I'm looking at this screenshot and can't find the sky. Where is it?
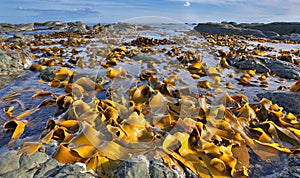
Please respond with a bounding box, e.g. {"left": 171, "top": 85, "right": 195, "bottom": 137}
{"left": 0, "top": 0, "right": 300, "bottom": 24}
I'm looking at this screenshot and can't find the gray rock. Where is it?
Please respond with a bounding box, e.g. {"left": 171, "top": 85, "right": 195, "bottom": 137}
{"left": 149, "top": 159, "right": 181, "bottom": 178}
{"left": 0, "top": 23, "right": 34, "bottom": 33}
{"left": 56, "top": 163, "right": 91, "bottom": 178}
{"left": 19, "top": 151, "right": 49, "bottom": 170}
{"left": 33, "top": 158, "right": 62, "bottom": 177}
{"left": 258, "top": 57, "right": 300, "bottom": 79}
{"left": 116, "top": 155, "right": 150, "bottom": 178}
{"left": 67, "top": 21, "right": 88, "bottom": 33}
{"left": 39, "top": 67, "right": 60, "bottom": 81}
{"left": 234, "top": 57, "right": 300, "bottom": 79}
{"left": 106, "top": 22, "right": 138, "bottom": 34}
{"left": 257, "top": 91, "right": 300, "bottom": 114}
{"left": 278, "top": 155, "right": 300, "bottom": 178}
{"left": 7, "top": 33, "right": 35, "bottom": 45}
{"left": 194, "top": 22, "right": 300, "bottom": 39}
{"left": 0, "top": 49, "right": 25, "bottom": 76}
{"left": 239, "top": 22, "right": 300, "bottom": 36}
{"left": 0, "top": 150, "right": 20, "bottom": 175}
{"left": 2, "top": 168, "right": 37, "bottom": 178}
{"left": 34, "top": 21, "right": 64, "bottom": 27}
{"left": 233, "top": 59, "right": 270, "bottom": 73}
{"left": 194, "top": 23, "right": 266, "bottom": 37}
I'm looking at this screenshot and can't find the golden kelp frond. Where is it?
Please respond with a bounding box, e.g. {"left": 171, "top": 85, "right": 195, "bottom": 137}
{"left": 106, "top": 67, "right": 128, "bottom": 80}
{"left": 290, "top": 78, "right": 300, "bottom": 92}
{"left": 18, "top": 142, "right": 42, "bottom": 156}
{"left": 4, "top": 120, "right": 27, "bottom": 147}
{"left": 53, "top": 143, "right": 84, "bottom": 164}
{"left": 74, "top": 77, "right": 103, "bottom": 92}
{"left": 85, "top": 152, "right": 121, "bottom": 177}
{"left": 54, "top": 67, "right": 73, "bottom": 81}
{"left": 32, "top": 90, "right": 56, "bottom": 98}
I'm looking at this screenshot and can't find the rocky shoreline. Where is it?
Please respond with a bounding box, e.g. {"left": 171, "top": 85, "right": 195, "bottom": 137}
{"left": 194, "top": 22, "right": 300, "bottom": 41}
{"left": 1, "top": 21, "right": 300, "bottom": 178}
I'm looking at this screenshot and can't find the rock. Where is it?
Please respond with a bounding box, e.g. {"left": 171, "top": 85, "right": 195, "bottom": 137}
{"left": 194, "top": 22, "right": 300, "bottom": 39}
{"left": 233, "top": 57, "right": 300, "bottom": 79}
{"left": 92, "top": 23, "right": 105, "bottom": 31}
{"left": 149, "top": 159, "right": 182, "bottom": 178}
{"left": 33, "top": 158, "right": 62, "bottom": 177}
{"left": 19, "top": 151, "right": 49, "bottom": 170}
{"left": 0, "top": 23, "right": 34, "bottom": 33}
{"left": 258, "top": 57, "right": 300, "bottom": 79}
{"left": 240, "top": 22, "right": 300, "bottom": 36}
{"left": 278, "top": 155, "right": 300, "bottom": 178}
{"left": 55, "top": 163, "right": 91, "bottom": 178}
{"left": 34, "top": 21, "right": 64, "bottom": 27}
{"left": 39, "top": 67, "right": 60, "bottom": 81}
{"left": 2, "top": 168, "right": 37, "bottom": 178}
{"left": 233, "top": 59, "right": 270, "bottom": 73}
{"left": 257, "top": 91, "right": 300, "bottom": 114}
{"left": 67, "top": 21, "right": 88, "bottom": 33}
{"left": 116, "top": 155, "right": 150, "bottom": 178}
{"left": 7, "top": 33, "right": 35, "bottom": 45}
{"left": 194, "top": 22, "right": 266, "bottom": 37}
{"left": 0, "top": 49, "right": 25, "bottom": 76}
{"left": 0, "top": 150, "right": 20, "bottom": 175}
{"left": 105, "top": 22, "right": 138, "bottom": 34}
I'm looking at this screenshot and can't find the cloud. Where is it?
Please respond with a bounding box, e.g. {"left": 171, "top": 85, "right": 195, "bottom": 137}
{"left": 184, "top": 1, "right": 190, "bottom": 7}
{"left": 16, "top": 7, "right": 100, "bottom": 20}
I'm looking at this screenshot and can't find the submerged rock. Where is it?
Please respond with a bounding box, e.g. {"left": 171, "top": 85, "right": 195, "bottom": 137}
{"left": 257, "top": 91, "right": 300, "bottom": 114}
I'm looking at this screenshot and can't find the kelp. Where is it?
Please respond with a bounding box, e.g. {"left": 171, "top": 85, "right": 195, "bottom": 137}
{"left": 2, "top": 37, "right": 300, "bottom": 178}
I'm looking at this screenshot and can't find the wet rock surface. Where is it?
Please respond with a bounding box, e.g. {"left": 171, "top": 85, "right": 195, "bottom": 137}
{"left": 234, "top": 57, "right": 300, "bottom": 79}
{"left": 257, "top": 91, "right": 300, "bottom": 114}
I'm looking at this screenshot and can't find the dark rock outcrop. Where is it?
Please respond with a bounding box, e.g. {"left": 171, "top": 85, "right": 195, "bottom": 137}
{"left": 257, "top": 91, "right": 300, "bottom": 114}
{"left": 233, "top": 57, "right": 300, "bottom": 79}
{"left": 194, "top": 22, "right": 300, "bottom": 39}
{"left": 0, "top": 23, "right": 34, "bottom": 33}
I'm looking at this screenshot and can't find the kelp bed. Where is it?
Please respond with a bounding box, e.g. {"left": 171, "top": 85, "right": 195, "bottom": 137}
{"left": 1, "top": 24, "right": 300, "bottom": 177}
